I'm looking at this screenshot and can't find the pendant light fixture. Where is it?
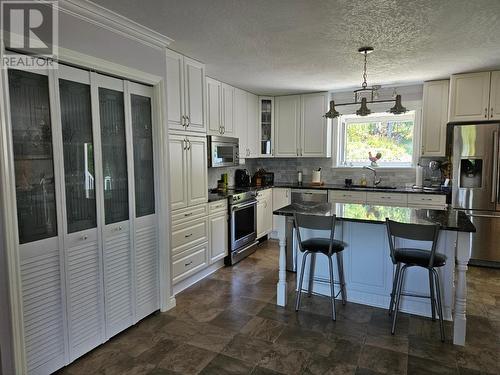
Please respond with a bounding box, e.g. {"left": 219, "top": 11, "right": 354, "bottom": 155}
{"left": 325, "top": 47, "right": 408, "bottom": 118}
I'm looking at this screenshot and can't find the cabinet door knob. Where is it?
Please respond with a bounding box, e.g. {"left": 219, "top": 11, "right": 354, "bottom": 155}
{"left": 491, "top": 108, "right": 494, "bottom": 118}
{"left": 81, "top": 235, "right": 88, "bottom": 240}
{"left": 485, "top": 108, "right": 488, "bottom": 118}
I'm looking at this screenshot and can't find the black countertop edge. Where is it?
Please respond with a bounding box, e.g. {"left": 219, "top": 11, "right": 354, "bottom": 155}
{"left": 272, "top": 183, "right": 449, "bottom": 195}
{"left": 273, "top": 203, "right": 475, "bottom": 233}
{"left": 207, "top": 186, "right": 273, "bottom": 202}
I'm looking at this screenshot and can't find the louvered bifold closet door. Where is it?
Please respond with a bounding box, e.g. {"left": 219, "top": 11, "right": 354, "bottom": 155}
{"left": 93, "top": 73, "right": 135, "bottom": 339}
{"left": 54, "top": 65, "right": 105, "bottom": 361}
{"left": 7, "top": 67, "right": 68, "bottom": 374}
{"left": 128, "top": 82, "right": 159, "bottom": 321}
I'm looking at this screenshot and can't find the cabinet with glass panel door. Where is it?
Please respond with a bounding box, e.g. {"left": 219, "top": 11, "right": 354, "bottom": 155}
{"left": 259, "top": 97, "right": 274, "bottom": 156}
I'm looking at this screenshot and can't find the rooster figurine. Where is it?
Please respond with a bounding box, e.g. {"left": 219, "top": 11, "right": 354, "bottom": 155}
{"left": 368, "top": 151, "right": 382, "bottom": 167}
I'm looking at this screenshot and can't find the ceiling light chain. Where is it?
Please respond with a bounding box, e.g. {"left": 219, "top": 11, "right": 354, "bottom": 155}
{"left": 324, "top": 47, "right": 408, "bottom": 119}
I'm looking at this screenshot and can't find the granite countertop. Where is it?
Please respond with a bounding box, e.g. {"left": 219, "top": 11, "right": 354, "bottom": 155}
{"left": 207, "top": 186, "right": 273, "bottom": 202}
{"left": 272, "top": 182, "right": 449, "bottom": 195}
{"left": 273, "top": 202, "right": 475, "bottom": 232}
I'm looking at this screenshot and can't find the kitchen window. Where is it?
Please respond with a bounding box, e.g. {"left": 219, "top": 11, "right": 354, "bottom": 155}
{"left": 337, "top": 111, "right": 417, "bottom": 168}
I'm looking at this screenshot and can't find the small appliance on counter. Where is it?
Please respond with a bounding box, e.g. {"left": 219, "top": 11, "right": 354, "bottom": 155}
{"left": 297, "top": 170, "right": 303, "bottom": 185}
{"left": 311, "top": 168, "right": 323, "bottom": 185}
{"left": 252, "top": 168, "right": 274, "bottom": 187}
{"left": 234, "top": 169, "right": 250, "bottom": 187}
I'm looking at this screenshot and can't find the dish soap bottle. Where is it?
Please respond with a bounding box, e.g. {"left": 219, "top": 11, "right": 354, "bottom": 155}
{"left": 360, "top": 174, "right": 367, "bottom": 186}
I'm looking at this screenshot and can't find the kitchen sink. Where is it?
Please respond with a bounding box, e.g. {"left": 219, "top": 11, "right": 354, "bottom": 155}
{"left": 346, "top": 184, "right": 397, "bottom": 190}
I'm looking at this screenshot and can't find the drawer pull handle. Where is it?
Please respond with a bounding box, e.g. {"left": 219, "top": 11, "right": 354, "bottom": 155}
{"left": 184, "top": 213, "right": 193, "bottom": 217}
{"left": 185, "top": 261, "right": 193, "bottom": 267}
{"left": 185, "top": 233, "right": 193, "bottom": 238}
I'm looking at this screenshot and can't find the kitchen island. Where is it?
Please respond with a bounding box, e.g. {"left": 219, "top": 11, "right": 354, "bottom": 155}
{"left": 273, "top": 203, "right": 475, "bottom": 345}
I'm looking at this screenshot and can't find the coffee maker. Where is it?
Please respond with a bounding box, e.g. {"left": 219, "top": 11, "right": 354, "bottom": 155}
{"left": 234, "top": 169, "right": 250, "bottom": 187}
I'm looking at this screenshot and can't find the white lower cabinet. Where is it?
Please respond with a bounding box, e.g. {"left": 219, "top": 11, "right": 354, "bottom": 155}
{"left": 328, "top": 189, "right": 447, "bottom": 209}
{"left": 256, "top": 189, "right": 273, "bottom": 238}
{"left": 172, "top": 242, "right": 209, "bottom": 284}
{"left": 209, "top": 200, "right": 228, "bottom": 263}
{"left": 407, "top": 194, "right": 447, "bottom": 209}
{"left": 271, "top": 188, "right": 291, "bottom": 238}
{"left": 171, "top": 203, "right": 211, "bottom": 284}
{"left": 366, "top": 192, "right": 408, "bottom": 207}
{"left": 328, "top": 190, "right": 367, "bottom": 204}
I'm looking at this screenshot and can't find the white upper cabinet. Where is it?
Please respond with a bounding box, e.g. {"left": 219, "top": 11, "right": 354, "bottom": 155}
{"left": 222, "top": 83, "right": 235, "bottom": 135}
{"left": 449, "top": 72, "right": 491, "bottom": 122}
{"left": 206, "top": 78, "right": 234, "bottom": 136}
{"left": 166, "top": 50, "right": 184, "bottom": 130}
{"left": 247, "top": 93, "right": 260, "bottom": 158}
{"left": 274, "top": 93, "right": 330, "bottom": 157}
{"left": 234, "top": 87, "right": 248, "bottom": 155}
{"left": 184, "top": 57, "right": 205, "bottom": 132}
{"left": 421, "top": 80, "right": 449, "bottom": 156}
{"left": 275, "top": 95, "right": 301, "bottom": 157}
{"left": 206, "top": 77, "right": 222, "bottom": 135}
{"left": 489, "top": 71, "right": 500, "bottom": 120}
{"left": 166, "top": 49, "right": 206, "bottom": 133}
{"left": 301, "top": 92, "right": 329, "bottom": 157}
{"left": 235, "top": 88, "right": 259, "bottom": 159}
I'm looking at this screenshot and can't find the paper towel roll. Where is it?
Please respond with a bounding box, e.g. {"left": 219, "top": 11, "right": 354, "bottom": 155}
{"left": 416, "top": 166, "right": 423, "bottom": 187}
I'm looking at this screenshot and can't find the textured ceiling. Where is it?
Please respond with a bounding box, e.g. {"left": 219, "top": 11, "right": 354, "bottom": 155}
{"left": 92, "top": 0, "right": 500, "bottom": 95}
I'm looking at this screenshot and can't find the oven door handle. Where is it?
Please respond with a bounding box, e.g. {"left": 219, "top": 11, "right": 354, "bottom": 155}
{"left": 232, "top": 201, "right": 256, "bottom": 211}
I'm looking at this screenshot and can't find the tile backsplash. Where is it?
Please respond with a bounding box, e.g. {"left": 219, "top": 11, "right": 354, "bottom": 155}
{"left": 208, "top": 158, "right": 419, "bottom": 188}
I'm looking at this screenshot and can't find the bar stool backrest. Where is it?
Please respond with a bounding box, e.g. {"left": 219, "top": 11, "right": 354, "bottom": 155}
{"left": 385, "top": 218, "right": 440, "bottom": 267}
{"left": 294, "top": 213, "right": 336, "bottom": 256}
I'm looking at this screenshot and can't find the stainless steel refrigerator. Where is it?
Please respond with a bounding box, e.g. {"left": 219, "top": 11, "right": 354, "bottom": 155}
{"left": 452, "top": 123, "right": 500, "bottom": 267}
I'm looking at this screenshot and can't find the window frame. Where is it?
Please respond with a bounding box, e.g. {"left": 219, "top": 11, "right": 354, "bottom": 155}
{"left": 336, "top": 110, "right": 420, "bottom": 169}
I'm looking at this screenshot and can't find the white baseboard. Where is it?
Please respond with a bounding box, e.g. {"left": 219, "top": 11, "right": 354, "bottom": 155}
{"left": 172, "top": 260, "right": 224, "bottom": 296}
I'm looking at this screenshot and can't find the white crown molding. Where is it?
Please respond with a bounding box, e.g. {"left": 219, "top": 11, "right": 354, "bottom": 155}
{"left": 57, "top": 0, "right": 174, "bottom": 50}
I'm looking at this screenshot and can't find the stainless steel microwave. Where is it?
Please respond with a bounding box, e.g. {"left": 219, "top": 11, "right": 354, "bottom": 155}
{"left": 207, "top": 135, "right": 240, "bottom": 168}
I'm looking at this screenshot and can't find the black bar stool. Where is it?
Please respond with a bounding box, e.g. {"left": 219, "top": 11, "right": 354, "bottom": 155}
{"left": 386, "top": 218, "right": 446, "bottom": 342}
{"left": 293, "top": 213, "right": 347, "bottom": 321}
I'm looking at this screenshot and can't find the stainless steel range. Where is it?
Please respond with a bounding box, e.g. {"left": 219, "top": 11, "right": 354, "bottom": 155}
{"left": 225, "top": 190, "right": 258, "bottom": 265}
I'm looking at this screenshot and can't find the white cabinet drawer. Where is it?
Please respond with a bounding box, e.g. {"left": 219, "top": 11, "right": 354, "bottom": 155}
{"left": 407, "top": 194, "right": 446, "bottom": 208}
{"left": 172, "top": 203, "right": 208, "bottom": 226}
{"left": 367, "top": 192, "right": 408, "bottom": 206}
{"left": 328, "top": 190, "right": 367, "bottom": 203}
{"left": 209, "top": 200, "right": 227, "bottom": 214}
{"left": 171, "top": 218, "right": 208, "bottom": 253}
{"left": 172, "top": 243, "right": 208, "bottom": 283}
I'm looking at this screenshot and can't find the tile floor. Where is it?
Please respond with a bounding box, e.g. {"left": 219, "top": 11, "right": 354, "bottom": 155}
{"left": 57, "top": 241, "right": 500, "bottom": 375}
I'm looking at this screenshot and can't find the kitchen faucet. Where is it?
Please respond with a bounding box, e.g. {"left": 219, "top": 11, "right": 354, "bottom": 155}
{"left": 363, "top": 166, "right": 381, "bottom": 186}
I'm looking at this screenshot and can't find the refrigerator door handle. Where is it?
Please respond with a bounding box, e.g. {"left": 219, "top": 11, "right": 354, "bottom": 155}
{"left": 492, "top": 131, "right": 499, "bottom": 204}
{"left": 468, "top": 214, "right": 500, "bottom": 219}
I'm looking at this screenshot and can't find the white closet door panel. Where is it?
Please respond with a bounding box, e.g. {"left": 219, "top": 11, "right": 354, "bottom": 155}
{"left": 65, "top": 229, "right": 103, "bottom": 360}
{"left": 103, "top": 221, "right": 133, "bottom": 338}
{"left": 20, "top": 247, "right": 66, "bottom": 374}
{"left": 134, "top": 216, "right": 159, "bottom": 321}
